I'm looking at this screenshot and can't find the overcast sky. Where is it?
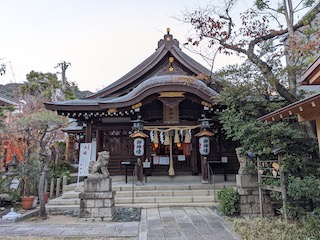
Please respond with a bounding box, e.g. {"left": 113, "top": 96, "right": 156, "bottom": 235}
{"left": 0, "top": 0, "right": 261, "bottom": 92}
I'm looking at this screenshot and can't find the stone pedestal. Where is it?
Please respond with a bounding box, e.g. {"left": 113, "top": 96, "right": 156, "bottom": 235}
{"left": 236, "top": 174, "right": 273, "bottom": 217}
{"left": 79, "top": 176, "right": 116, "bottom": 221}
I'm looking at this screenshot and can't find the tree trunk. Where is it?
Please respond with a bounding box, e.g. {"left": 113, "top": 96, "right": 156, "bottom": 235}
{"left": 38, "top": 160, "right": 49, "bottom": 219}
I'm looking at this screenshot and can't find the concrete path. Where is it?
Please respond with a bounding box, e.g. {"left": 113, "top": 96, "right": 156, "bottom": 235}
{"left": 0, "top": 207, "right": 240, "bottom": 240}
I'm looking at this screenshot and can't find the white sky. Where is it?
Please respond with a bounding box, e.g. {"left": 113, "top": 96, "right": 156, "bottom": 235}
{"left": 0, "top": 0, "right": 294, "bottom": 92}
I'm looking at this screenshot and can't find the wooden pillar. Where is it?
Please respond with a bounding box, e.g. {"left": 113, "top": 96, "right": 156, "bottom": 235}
{"left": 85, "top": 121, "right": 92, "bottom": 143}
{"left": 145, "top": 136, "right": 150, "bottom": 160}
{"left": 137, "top": 158, "right": 144, "bottom": 182}
{"left": 191, "top": 138, "right": 198, "bottom": 174}
{"left": 201, "top": 156, "right": 209, "bottom": 183}
{"left": 96, "top": 129, "right": 101, "bottom": 153}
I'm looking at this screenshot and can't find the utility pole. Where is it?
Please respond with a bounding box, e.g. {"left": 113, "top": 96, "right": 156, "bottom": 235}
{"left": 0, "top": 59, "right": 6, "bottom": 75}
{"left": 55, "top": 61, "right": 71, "bottom": 100}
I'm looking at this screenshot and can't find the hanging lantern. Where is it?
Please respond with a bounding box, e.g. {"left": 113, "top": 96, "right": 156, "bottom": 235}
{"left": 198, "top": 136, "right": 210, "bottom": 155}
{"left": 184, "top": 130, "right": 191, "bottom": 143}
{"left": 133, "top": 137, "right": 145, "bottom": 156}
{"left": 154, "top": 130, "right": 159, "bottom": 148}
{"left": 130, "top": 131, "right": 148, "bottom": 157}
{"left": 164, "top": 131, "right": 170, "bottom": 145}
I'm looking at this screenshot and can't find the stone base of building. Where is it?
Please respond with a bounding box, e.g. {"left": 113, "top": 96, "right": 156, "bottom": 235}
{"left": 79, "top": 177, "right": 116, "bottom": 221}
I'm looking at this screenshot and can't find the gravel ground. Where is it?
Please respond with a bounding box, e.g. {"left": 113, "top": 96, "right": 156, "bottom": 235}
{"left": 48, "top": 207, "right": 141, "bottom": 222}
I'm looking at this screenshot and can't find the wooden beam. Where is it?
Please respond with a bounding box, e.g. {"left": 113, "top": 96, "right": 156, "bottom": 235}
{"left": 307, "top": 69, "right": 320, "bottom": 85}
{"left": 316, "top": 116, "right": 320, "bottom": 153}
{"left": 297, "top": 111, "right": 320, "bottom": 122}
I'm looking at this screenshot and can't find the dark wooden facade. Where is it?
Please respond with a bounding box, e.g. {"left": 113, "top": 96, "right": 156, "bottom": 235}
{"left": 45, "top": 30, "right": 239, "bottom": 180}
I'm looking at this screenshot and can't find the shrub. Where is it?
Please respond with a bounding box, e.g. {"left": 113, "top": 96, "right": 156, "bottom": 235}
{"left": 304, "top": 207, "right": 320, "bottom": 239}
{"left": 233, "top": 218, "right": 308, "bottom": 240}
{"left": 217, "top": 187, "right": 240, "bottom": 216}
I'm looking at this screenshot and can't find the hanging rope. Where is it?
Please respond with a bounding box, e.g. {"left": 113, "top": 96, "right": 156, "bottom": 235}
{"left": 143, "top": 125, "right": 201, "bottom": 132}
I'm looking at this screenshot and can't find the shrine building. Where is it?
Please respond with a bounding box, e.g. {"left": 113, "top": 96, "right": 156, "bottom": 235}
{"left": 44, "top": 29, "right": 239, "bottom": 182}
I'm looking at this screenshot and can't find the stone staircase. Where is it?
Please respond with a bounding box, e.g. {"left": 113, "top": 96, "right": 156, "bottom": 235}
{"left": 46, "top": 175, "right": 236, "bottom": 211}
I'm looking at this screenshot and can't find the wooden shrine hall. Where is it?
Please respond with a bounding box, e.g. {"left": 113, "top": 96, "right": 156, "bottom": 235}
{"left": 44, "top": 29, "right": 239, "bottom": 182}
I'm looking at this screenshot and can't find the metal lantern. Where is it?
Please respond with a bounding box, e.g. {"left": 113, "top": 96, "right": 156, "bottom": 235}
{"left": 131, "top": 117, "right": 145, "bottom": 132}
{"left": 198, "top": 115, "right": 211, "bottom": 130}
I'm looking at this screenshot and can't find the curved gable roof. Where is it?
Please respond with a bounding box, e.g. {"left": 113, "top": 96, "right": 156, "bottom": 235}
{"left": 0, "top": 93, "right": 19, "bottom": 106}
{"left": 86, "top": 30, "right": 219, "bottom": 99}
{"left": 44, "top": 74, "right": 218, "bottom": 112}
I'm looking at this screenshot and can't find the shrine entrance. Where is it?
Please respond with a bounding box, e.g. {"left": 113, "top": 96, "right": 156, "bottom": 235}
{"left": 100, "top": 127, "right": 198, "bottom": 176}
{"left": 45, "top": 31, "right": 240, "bottom": 182}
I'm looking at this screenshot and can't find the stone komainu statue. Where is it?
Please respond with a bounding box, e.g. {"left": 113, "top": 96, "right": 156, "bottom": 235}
{"left": 88, "top": 151, "right": 110, "bottom": 177}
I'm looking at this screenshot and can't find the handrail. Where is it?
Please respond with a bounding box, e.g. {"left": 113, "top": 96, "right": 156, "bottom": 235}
{"left": 207, "top": 162, "right": 216, "bottom": 202}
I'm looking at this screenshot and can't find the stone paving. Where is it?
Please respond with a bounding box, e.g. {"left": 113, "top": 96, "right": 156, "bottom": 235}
{"left": 0, "top": 207, "right": 240, "bottom": 240}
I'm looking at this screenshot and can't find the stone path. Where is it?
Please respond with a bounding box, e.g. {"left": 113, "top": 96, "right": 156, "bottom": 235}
{"left": 140, "top": 207, "right": 239, "bottom": 240}
{"left": 0, "top": 207, "right": 240, "bottom": 240}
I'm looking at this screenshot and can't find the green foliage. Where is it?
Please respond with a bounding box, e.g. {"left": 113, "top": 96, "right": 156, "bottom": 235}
{"left": 17, "top": 109, "right": 66, "bottom": 133}
{"left": 0, "top": 105, "right": 15, "bottom": 129}
{"left": 20, "top": 71, "right": 60, "bottom": 100}
{"left": 216, "top": 62, "right": 320, "bottom": 219}
{"left": 48, "top": 161, "right": 76, "bottom": 183}
{"left": 243, "top": 161, "right": 257, "bottom": 174}
{"left": 19, "top": 156, "right": 41, "bottom": 196}
{"left": 0, "top": 176, "right": 20, "bottom": 202}
{"left": 20, "top": 70, "right": 77, "bottom": 101}
{"left": 287, "top": 176, "right": 320, "bottom": 202}
{"left": 233, "top": 218, "right": 310, "bottom": 240}
{"left": 217, "top": 187, "right": 240, "bottom": 216}
{"left": 304, "top": 207, "right": 320, "bottom": 239}
{"left": 215, "top": 78, "right": 302, "bottom": 155}
{"left": 0, "top": 177, "right": 9, "bottom": 194}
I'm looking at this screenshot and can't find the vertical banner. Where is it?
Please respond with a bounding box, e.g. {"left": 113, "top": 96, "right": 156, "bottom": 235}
{"left": 78, "top": 143, "right": 92, "bottom": 177}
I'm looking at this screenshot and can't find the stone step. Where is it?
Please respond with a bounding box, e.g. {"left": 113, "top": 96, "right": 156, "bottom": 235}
{"left": 63, "top": 183, "right": 228, "bottom": 194}
{"left": 112, "top": 183, "right": 229, "bottom": 191}
{"left": 114, "top": 189, "right": 216, "bottom": 197}
{"left": 62, "top": 183, "right": 83, "bottom": 192}
{"left": 45, "top": 176, "right": 236, "bottom": 211}
{"left": 64, "top": 174, "right": 234, "bottom": 191}
{"left": 49, "top": 190, "right": 214, "bottom": 204}
{"left": 115, "top": 202, "right": 218, "bottom": 208}
{"left": 46, "top": 204, "right": 80, "bottom": 211}
{"left": 46, "top": 201, "right": 219, "bottom": 211}
{"left": 58, "top": 189, "right": 196, "bottom": 200}
{"left": 114, "top": 195, "right": 216, "bottom": 204}
{"left": 61, "top": 191, "right": 80, "bottom": 199}
{"left": 48, "top": 198, "right": 80, "bottom": 205}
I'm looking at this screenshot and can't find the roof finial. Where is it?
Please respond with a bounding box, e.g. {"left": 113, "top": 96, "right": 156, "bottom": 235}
{"left": 166, "top": 27, "right": 170, "bottom": 35}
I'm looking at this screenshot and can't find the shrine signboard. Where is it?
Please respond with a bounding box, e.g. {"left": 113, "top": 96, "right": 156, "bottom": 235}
{"left": 78, "top": 143, "right": 93, "bottom": 176}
